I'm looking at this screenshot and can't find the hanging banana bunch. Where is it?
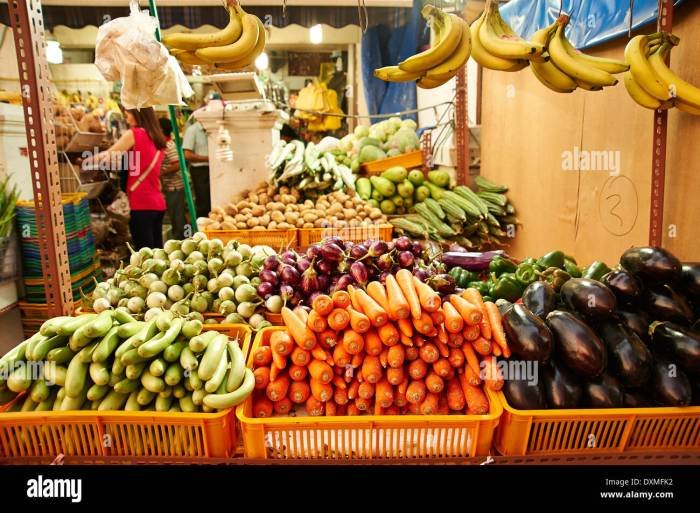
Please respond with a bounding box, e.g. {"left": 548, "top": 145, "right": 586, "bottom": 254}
{"left": 162, "top": 0, "right": 266, "bottom": 72}
{"left": 373, "top": 4, "right": 472, "bottom": 89}
{"left": 625, "top": 32, "right": 700, "bottom": 115}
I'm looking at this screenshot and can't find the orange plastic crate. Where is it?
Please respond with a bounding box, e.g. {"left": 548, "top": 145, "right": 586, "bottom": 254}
{"left": 264, "top": 312, "right": 283, "bottom": 325}
{"left": 297, "top": 224, "right": 393, "bottom": 249}
{"left": 237, "top": 327, "right": 501, "bottom": 459}
{"left": 204, "top": 228, "right": 297, "bottom": 248}
{"left": 0, "top": 325, "right": 251, "bottom": 462}
{"left": 360, "top": 150, "right": 424, "bottom": 174}
{"left": 494, "top": 392, "right": 700, "bottom": 456}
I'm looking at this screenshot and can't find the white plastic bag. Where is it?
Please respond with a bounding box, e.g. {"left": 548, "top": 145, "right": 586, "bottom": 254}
{"left": 95, "top": 0, "right": 192, "bottom": 109}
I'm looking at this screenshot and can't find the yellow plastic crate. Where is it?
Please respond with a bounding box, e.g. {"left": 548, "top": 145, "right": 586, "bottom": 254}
{"left": 237, "top": 327, "right": 501, "bottom": 459}
{"left": 0, "top": 325, "right": 251, "bottom": 462}
{"left": 204, "top": 228, "right": 297, "bottom": 248}
{"left": 494, "top": 392, "right": 700, "bottom": 456}
{"left": 297, "top": 224, "right": 393, "bottom": 249}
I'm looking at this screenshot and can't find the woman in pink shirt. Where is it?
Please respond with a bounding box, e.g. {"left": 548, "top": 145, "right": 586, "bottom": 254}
{"left": 85, "top": 107, "right": 167, "bottom": 249}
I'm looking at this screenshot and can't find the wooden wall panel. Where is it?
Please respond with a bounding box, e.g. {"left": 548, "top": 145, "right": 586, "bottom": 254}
{"left": 480, "top": 3, "right": 700, "bottom": 265}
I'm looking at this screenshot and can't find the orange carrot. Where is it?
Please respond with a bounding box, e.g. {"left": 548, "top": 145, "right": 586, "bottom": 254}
{"left": 449, "top": 295, "right": 483, "bottom": 326}
{"left": 385, "top": 274, "right": 410, "bottom": 320}
{"left": 348, "top": 380, "right": 360, "bottom": 400}
{"left": 419, "top": 343, "right": 439, "bottom": 364}
{"left": 412, "top": 311, "right": 434, "bottom": 335}
{"left": 419, "top": 392, "right": 440, "bottom": 414}
{"left": 438, "top": 394, "right": 450, "bottom": 415}
{"left": 358, "top": 381, "right": 375, "bottom": 399}
{"left": 437, "top": 324, "right": 449, "bottom": 344}
{"left": 367, "top": 281, "right": 391, "bottom": 314}
{"left": 379, "top": 348, "right": 388, "bottom": 368}
{"left": 355, "top": 288, "right": 388, "bottom": 327}
{"left": 425, "top": 372, "right": 444, "bottom": 393}
{"left": 432, "top": 358, "right": 452, "bottom": 379}
{"left": 253, "top": 396, "right": 274, "bottom": 418}
{"left": 400, "top": 333, "right": 413, "bottom": 347}
{"left": 492, "top": 344, "right": 502, "bottom": 357}
{"left": 291, "top": 347, "right": 311, "bottom": 367}
{"left": 472, "top": 337, "right": 492, "bottom": 356}
{"left": 317, "top": 330, "right": 337, "bottom": 350}
{"left": 333, "top": 386, "right": 349, "bottom": 405}
{"left": 364, "top": 329, "right": 382, "bottom": 356}
{"left": 253, "top": 346, "right": 272, "bottom": 368}
{"left": 289, "top": 381, "right": 310, "bottom": 404}
{"left": 305, "top": 396, "right": 325, "bottom": 416}
{"left": 396, "top": 269, "right": 422, "bottom": 319}
{"left": 312, "top": 294, "right": 334, "bottom": 316}
{"left": 408, "top": 359, "right": 428, "bottom": 380}
{"left": 346, "top": 285, "right": 362, "bottom": 311}
{"left": 307, "top": 310, "right": 328, "bottom": 333}
{"left": 310, "top": 378, "right": 333, "bottom": 402}
{"left": 274, "top": 397, "right": 293, "bottom": 415}
{"left": 463, "top": 324, "right": 481, "bottom": 342}
{"left": 426, "top": 327, "right": 438, "bottom": 338}
{"left": 347, "top": 403, "right": 361, "bottom": 416}
{"left": 348, "top": 307, "right": 371, "bottom": 333}
{"left": 406, "top": 380, "right": 427, "bottom": 405}
{"left": 308, "top": 359, "right": 333, "bottom": 384}
{"left": 270, "top": 330, "right": 294, "bottom": 356}
{"left": 332, "top": 290, "right": 351, "bottom": 309}
{"left": 485, "top": 301, "right": 510, "bottom": 357}
{"left": 394, "top": 389, "right": 408, "bottom": 408}
{"left": 464, "top": 287, "right": 488, "bottom": 320}
{"left": 398, "top": 378, "right": 409, "bottom": 395}
{"left": 387, "top": 345, "right": 405, "bottom": 368}
{"left": 462, "top": 343, "right": 481, "bottom": 377}
{"left": 465, "top": 365, "right": 482, "bottom": 386}
{"left": 442, "top": 301, "right": 464, "bottom": 334}
{"left": 435, "top": 337, "right": 450, "bottom": 358}
{"left": 332, "top": 343, "right": 351, "bottom": 367}
{"left": 332, "top": 375, "right": 347, "bottom": 389}
{"left": 405, "top": 346, "right": 419, "bottom": 361}
{"left": 354, "top": 396, "right": 370, "bottom": 411}
{"left": 327, "top": 308, "right": 350, "bottom": 331}
{"left": 361, "top": 355, "right": 382, "bottom": 384}
{"left": 378, "top": 323, "right": 400, "bottom": 346}
{"left": 254, "top": 367, "right": 270, "bottom": 390}
{"left": 385, "top": 405, "right": 400, "bottom": 415}
{"left": 386, "top": 366, "right": 404, "bottom": 386}
{"left": 282, "top": 307, "right": 317, "bottom": 350}
{"left": 448, "top": 347, "right": 465, "bottom": 369}
{"left": 269, "top": 361, "right": 282, "bottom": 382}
{"left": 342, "top": 330, "right": 364, "bottom": 355}
{"left": 481, "top": 355, "right": 504, "bottom": 391}
{"left": 310, "top": 345, "right": 328, "bottom": 363}
{"left": 430, "top": 309, "right": 445, "bottom": 326}
{"left": 397, "top": 317, "right": 413, "bottom": 338}
{"left": 412, "top": 276, "right": 441, "bottom": 312}
{"left": 446, "top": 378, "right": 466, "bottom": 411}
{"left": 479, "top": 318, "right": 492, "bottom": 340}
{"left": 447, "top": 332, "right": 464, "bottom": 348}
{"left": 351, "top": 353, "right": 364, "bottom": 369}
{"left": 324, "top": 400, "right": 337, "bottom": 416}
{"left": 463, "top": 381, "right": 489, "bottom": 415}
{"left": 270, "top": 346, "right": 287, "bottom": 372}
{"left": 266, "top": 374, "right": 290, "bottom": 402}
{"left": 407, "top": 402, "right": 420, "bottom": 415}
{"left": 334, "top": 365, "right": 344, "bottom": 375}
{"left": 375, "top": 379, "right": 394, "bottom": 408}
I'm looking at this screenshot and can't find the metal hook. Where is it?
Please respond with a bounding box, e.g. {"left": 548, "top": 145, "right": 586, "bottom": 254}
{"left": 559, "top": 0, "right": 563, "bottom": 17}
{"left": 629, "top": 0, "right": 635, "bottom": 38}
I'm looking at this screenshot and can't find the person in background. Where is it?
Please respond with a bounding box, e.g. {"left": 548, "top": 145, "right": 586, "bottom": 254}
{"left": 83, "top": 107, "right": 166, "bottom": 249}
{"left": 182, "top": 107, "right": 211, "bottom": 219}
{"left": 158, "top": 118, "right": 186, "bottom": 240}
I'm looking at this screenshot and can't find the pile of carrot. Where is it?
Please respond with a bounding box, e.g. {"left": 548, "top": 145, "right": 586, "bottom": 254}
{"left": 250, "top": 268, "right": 510, "bottom": 418}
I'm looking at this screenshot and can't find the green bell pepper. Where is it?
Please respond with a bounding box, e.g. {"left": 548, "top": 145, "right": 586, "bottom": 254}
{"left": 583, "top": 261, "right": 611, "bottom": 281}
{"left": 489, "top": 256, "right": 518, "bottom": 277}
{"left": 537, "top": 250, "right": 566, "bottom": 270}
{"left": 467, "top": 280, "right": 491, "bottom": 297}
{"left": 515, "top": 262, "right": 539, "bottom": 286}
{"left": 541, "top": 267, "right": 571, "bottom": 291}
{"left": 563, "top": 258, "right": 582, "bottom": 278}
{"left": 449, "top": 267, "right": 479, "bottom": 289}
{"left": 490, "top": 273, "right": 524, "bottom": 302}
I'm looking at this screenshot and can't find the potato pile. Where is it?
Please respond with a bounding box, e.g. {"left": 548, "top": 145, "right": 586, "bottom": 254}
{"left": 200, "top": 183, "right": 388, "bottom": 231}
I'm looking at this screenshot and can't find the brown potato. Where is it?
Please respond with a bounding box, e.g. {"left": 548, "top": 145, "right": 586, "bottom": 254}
{"left": 303, "top": 222, "right": 314, "bottom": 228}
{"left": 277, "top": 222, "right": 291, "bottom": 229}
{"left": 268, "top": 221, "right": 277, "bottom": 230}
{"left": 296, "top": 219, "right": 304, "bottom": 228}
{"left": 252, "top": 225, "right": 266, "bottom": 231}
{"left": 303, "top": 213, "right": 318, "bottom": 223}
{"left": 225, "top": 203, "right": 238, "bottom": 216}
{"left": 246, "top": 217, "right": 260, "bottom": 228}
{"left": 221, "top": 221, "right": 236, "bottom": 230}
{"left": 251, "top": 205, "right": 265, "bottom": 217}
{"left": 259, "top": 214, "right": 271, "bottom": 226}
{"left": 369, "top": 210, "right": 383, "bottom": 220}
{"left": 236, "top": 221, "right": 247, "bottom": 229}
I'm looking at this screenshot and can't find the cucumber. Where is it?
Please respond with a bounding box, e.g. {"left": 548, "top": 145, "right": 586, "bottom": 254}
{"left": 125, "top": 362, "right": 146, "bottom": 380}
{"left": 124, "top": 391, "right": 141, "bottom": 411}
{"left": 136, "top": 387, "right": 155, "bottom": 406}
{"left": 89, "top": 362, "right": 109, "bottom": 387}
{"left": 169, "top": 404, "right": 181, "bottom": 413}
{"left": 52, "top": 387, "right": 66, "bottom": 411}
{"left": 21, "top": 397, "right": 38, "bottom": 412}
{"left": 115, "top": 339, "right": 133, "bottom": 360}
{"left": 164, "top": 363, "right": 183, "bottom": 386}
{"left": 189, "top": 330, "right": 218, "bottom": 353}
{"left": 127, "top": 319, "right": 158, "bottom": 348}
{"left": 76, "top": 342, "right": 99, "bottom": 363}
{"left": 204, "top": 349, "right": 228, "bottom": 393}
{"left": 182, "top": 319, "right": 203, "bottom": 339}
{"left": 117, "top": 321, "right": 144, "bottom": 339}
{"left": 188, "top": 371, "right": 203, "bottom": 391}
{"left": 156, "top": 310, "right": 175, "bottom": 332}
{"left": 113, "top": 378, "right": 139, "bottom": 395}
{"left": 68, "top": 328, "right": 94, "bottom": 352}
{"left": 40, "top": 316, "right": 73, "bottom": 336}
{"left": 173, "top": 384, "right": 187, "bottom": 399}
{"left": 111, "top": 358, "right": 126, "bottom": 376}
{"left": 149, "top": 358, "right": 167, "bottom": 377}
{"left": 92, "top": 326, "right": 120, "bottom": 363}
{"left": 180, "top": 347, "right": 198, "bottom": 371}
{"left": 184, "top": 379, "right": 194, "bottom": 392}
{"left": 192, "top": 388, "right": 206, "bottom": 406}
{"left": 202, "top": 368, "right": 254, "bottom": 410}
{"left": 44, "top": 365, "right": 67, "bottom": 387}
{"left": 60, "top": 387, "right": 86, "bottom": 411}
{"left": 108, "top": 372, "right": 125, "bottom": 388}
{"left": 140, "top": 370, "right": 166, "bottom": 394}
{"left": 179, "top": 394, "right": 197, "bottom": 412}
{"left": 113, "top": 308, "right": 137, "bottom": 325}
{"left": 98, "top": 390, "right": 129, "bottom": 411}
{"left": 47, "top": 346, "right": 74, "bottom": 364}
{"left": 155, "top": 394, "right": 172, "bottom": 412}
{"left": 65, "top": 357, "right": 89, "bottom": 398}
{"left": 35, "top": 392, "right": 56, "bottom": 411}
{"left": 163, "top": 339, "right": 187, "bottom": 362}
{"left": 202, "top": 405, "right": 215, "bottom": 413}
{"left": 55, "top": 314, "right": 97, "bottom": 336}
{"left": 82, "top": 310, "right": 114, "bottom": 339}
{"left": 0, "top": 334, "right": 39, "bottom": 374}
{"left": 159, "top": 385, "right": 173, "bottom": 398}
{"left": 226, "top": 341, "right": 246, "bottom": 392}
{"left": 121, "top": 348, "right": 148, "bottom": 366}
{"left": 7, "top": 365, "right": 32, "bottom": 393}
{"left": 87, "top": 383, "right": 110, "bottom": 401}
{"left": 91, "top": 399, "right": 102, "bottom": 410}
{"left": 29, "top": 335, "right": 66, "bottom": 361}
{"left": 138, "top": 318, "right": 184, "bottom": 359}
{"left": 198, "top": 334, "right": 228, "bottom": 381}
{"left": 29, "top": 379, "right": 50, "bottom": 403}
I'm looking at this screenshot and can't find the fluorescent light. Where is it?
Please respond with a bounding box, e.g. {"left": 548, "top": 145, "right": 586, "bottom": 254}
{"left": 255, "top": 51, "right": 269, "bottom": 71}
{"left": 46, "top": 40, "right": 63, "bottom": 64}
{"left": 309, "top": 24, "right": 323, "bottom": 45}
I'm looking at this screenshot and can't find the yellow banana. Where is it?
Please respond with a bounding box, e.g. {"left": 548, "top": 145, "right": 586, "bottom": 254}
{"left": 374, "top": 66, "right": 424, "bottom": 82}
{"left": 531, "top": 58, "right": 577, "bottom": 93}
{"left": 399, "top": 6, "right": 462, "bottom": 73}
{"left": 561, "top": 37, "right": 629, "bottom": 74}
{"left": 479, "top": 3, "right": 543, "bottom": 60}
{"left": 549, "top": 18, "right": 617, "bottom": 87}
{"left": 676, "top": 100, "right": 700, "bottom": 115}
{"left": 625, "top": 34, "right": 668, "bottom": 101}
{"left": 575, "top": 80, "right": 604, "bottom": 91}
{"left": 215, "top": 17, "right": 267, "bottom": 70}
{"left": 163, "top": 4, "right": 243, "bottom": 51}
{"left": 417, "top": 76, "right": 445, "bottom": 89}
{"left": 425, "top": 17, "right": 471, "bottom": 81}
{"left": 469, "top": 12, "right": 529, "bottom": 72}
{"left": 175, "top": 51, "right": 210, "bottom": 66}
{"left": 648, "top": 43, "right": 700, "bottom": 109}
{"left": 196, "top": 13, "right": 260, "bottom": 64}
{"left": 495, "top": 10, "right": 546, "bottom": 62}
{"left": 623, "top": 71, "right": 668, "bottom": 109}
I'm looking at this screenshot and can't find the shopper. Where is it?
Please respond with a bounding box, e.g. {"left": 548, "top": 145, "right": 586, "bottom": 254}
{"left": 83, "top": 107, "right": 166, "bottom": 249}
{"left": 158, "top": 118, "right": 187, "bottom": 240}
{"left": 182, "top": 115, "right": 210, "bottom": 219}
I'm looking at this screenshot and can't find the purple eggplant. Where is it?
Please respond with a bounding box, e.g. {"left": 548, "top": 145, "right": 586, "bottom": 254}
{"left": 368, "top": 241, "right": 389, "bottom": 258}
{"left": 350, "top": 244, "right": 368, "bottom": 260}
{"left": 413, "top": 268, "right": 430, "bottom": 282}
{"left": 430, "top": 273, "right": 456, "bottom": 294}
{"left": 398, "top": 251, "right": 415, "bottom": 269}
{"left": 301, "top": 264, "right": 320, "bottom": 295}
{"left": 411, "top": 241, "right": 424, "bottom": 257}
{"left": 441, "top": 250, "right": 505, "bottom": 271}
{"left": 377, "top": 253, "right": 394, "bottom": 271}
{"left": 350, "top": 261, "right": 369, "bottom": 285}
{"left": 279, "top": 265, "right": 301, "bottom": 286}
{"left": 259, "top": 269, "right": 278, "bottom": 285}
{"left": 395, "top": 236, "right": 412, "bottom": 252}
{"left": 320, "top": 242, "right": 344, "bottom": 262}
{"left": 280, "top": 284, "right": 294, "bottom": 301}
{"left": 280, "top": 250, "right": 297, "bottom": 266}
{"left": 344, "top": 241, "right": 355, "bottom": 250}
{"left": 333, "top": 274, "right": 355, "bottom": 292}
{"left": 296, "top": 257, "right": 311, "bottom": 273}
{"left": 379, "top": 271, "right": 391, "bottom": 284}
{"left": 257, "top": 281, "right": 274, "bottom": 299}
{"left": 317, "top": 259, "right": 335, "bottom": 274}
{"left": 306, "top": 245, "right": 321, "bottom": 260}
{"left": 317, "top": 274, "right": 330, "bottom": 293}
{"left": 309, "top": 291, "right": 323, "bottom": 306}
{"left": 263, "top": 255, "right": 279, "bottom": 271}
{"left": 326, "top": 236, "right": 344, "bottom": 248}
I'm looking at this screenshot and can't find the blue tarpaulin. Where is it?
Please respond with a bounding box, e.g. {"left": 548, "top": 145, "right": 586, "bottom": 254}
{"left": 500, "top": 0, "right": 684, "bottom": 49}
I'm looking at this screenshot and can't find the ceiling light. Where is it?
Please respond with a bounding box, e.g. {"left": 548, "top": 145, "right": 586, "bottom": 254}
{"left": 309, "top": 24, "right": 323, "bottom": 45}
